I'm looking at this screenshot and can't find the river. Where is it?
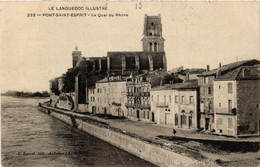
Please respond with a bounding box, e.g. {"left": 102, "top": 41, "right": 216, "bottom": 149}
{"left": 1, "top": 96, "right": 156, "bottom": 167}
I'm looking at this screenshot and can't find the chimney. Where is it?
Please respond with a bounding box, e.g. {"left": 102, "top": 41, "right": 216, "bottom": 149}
{"left": 219, "top": 63, "right": 221, "bottom": 68}
{"left": 186, "top": 73, "right": 190, "bottom": 81}
{"left": 216, "top": 69, "right": 221, "bottom": 77}
{"left": 207, "top": 65, "right": 210, "bottom": 71}
{"left": 242, "top": 68, "right": 245, "bottom": 77}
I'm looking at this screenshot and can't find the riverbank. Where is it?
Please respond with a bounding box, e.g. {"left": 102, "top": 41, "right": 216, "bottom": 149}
{"left": 38, "top": 104, "right": 260, "bottom": 166}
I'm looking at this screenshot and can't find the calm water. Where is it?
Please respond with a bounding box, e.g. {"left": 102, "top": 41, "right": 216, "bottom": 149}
{"left": 1, "top": 96, "right": 156, "bottom": 167}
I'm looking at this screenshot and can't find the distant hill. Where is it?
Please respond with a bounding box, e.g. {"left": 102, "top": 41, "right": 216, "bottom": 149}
{"left": 1, "top": 90, "right": 50, "bottom": 98}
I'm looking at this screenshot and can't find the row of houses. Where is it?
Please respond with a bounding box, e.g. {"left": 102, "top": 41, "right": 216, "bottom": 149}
{"left": 48, "top": 14, "right": 260, "bottom": 137}
{"left": 85, "top": 59, "right": 260, "bottom": 137}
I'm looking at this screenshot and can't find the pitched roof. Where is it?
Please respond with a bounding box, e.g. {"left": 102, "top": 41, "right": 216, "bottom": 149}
{"left": 198, "top": 59, "right": 259, "bottom": 77}
{"left": 216, "top": 66, "right": 260, "bottom": 80}
{"left": 151, "top": 81, "right": 198, "bottom": 91}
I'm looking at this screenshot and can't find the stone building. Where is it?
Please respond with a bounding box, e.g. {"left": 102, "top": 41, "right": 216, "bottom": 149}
{"left": 107, "top": 14, "right": 167, "bottom": 76}
{"left": 107, "top": 52, "right": 167, "bottom": 76}
{"left": 171, "top": 68, "right": 206, "bottom": 82}
{"left": 197, "top": 59, "right": 259, "bottom": 131}
{"left": 86, "top": 57, "right": 107, "bottom": 73}
{"left": 214, "top": 65, "right": 260, "bottom": 136}
{"left": 72, "top": 46, "right": 82, "bottom": 68}
{"left": 125, "top": 75, "right": 151, "bottom": 122}
{"left": 88, "top": 86, "right": 96, "bottom": 113}
{"left": 150, "top": 85, "right": 173, "bottom": 125}
{"left": 125, "top": 70, "right": 178, "bottom": 122}
{"left": 95, "top": 77, "right": 127, "bottom": 117}
{"left": 151, "top": 81, "right": 199, "bottom": 129}
{"left": 49, "top": 14, "right": 168, "bottom": 113}
{"left": 142, "top": 14, "right": 165, "bottom": 52}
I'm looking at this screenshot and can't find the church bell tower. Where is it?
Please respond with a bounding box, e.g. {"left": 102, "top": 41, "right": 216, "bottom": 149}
{"left": 142, "top": 14, "right": 165, "bottom": 52}
{"left": 72, "top": 46, "right": 82, "bottom": 67}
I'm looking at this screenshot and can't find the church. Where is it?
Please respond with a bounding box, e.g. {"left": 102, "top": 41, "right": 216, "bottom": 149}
{"left": 49, "top": 14, "right": 168, "bottom": 110}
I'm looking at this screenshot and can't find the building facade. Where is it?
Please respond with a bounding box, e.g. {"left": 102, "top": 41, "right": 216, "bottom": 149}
{"left": 151, "top": 81, "right": 199, "bottom": 129}
{"left": 125, "top": 76, "right": 151, "bottom": 122}
{"left": 198, "top": 59, "right": 259, "bottom": 131}
{"left": 95, "top": 77, "right": 127, "bottom": 117}
{"left": 88, "top": 86, "right": 96, "bottom": 113}
{"left": 214, "top": 66, "right": 260, "bottom": 136}
{"left": 142, "top": 14, "right": 164, "bottom": 52}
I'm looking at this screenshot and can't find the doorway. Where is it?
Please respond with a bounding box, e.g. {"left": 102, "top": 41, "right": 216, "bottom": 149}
{"left": 205, "top": 118, "right": 210, "bottom": 130}
{"left": 152, "top": 112, "right": 155, "bottom": 122}
{"left": 189, "top": 116, "right": 192, "bottom": 129}
{"left": 137, "top": 110, "right": 140, "bottom": 120}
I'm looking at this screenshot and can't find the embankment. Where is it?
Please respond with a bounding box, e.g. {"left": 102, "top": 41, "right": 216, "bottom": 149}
{"left": 37, "top": 104, "right": 216, "bottom": 167}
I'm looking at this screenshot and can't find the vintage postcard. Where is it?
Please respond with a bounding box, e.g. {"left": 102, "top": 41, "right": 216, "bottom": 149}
{"left": 1, "top": 1, "right": 259, "bottom": 167}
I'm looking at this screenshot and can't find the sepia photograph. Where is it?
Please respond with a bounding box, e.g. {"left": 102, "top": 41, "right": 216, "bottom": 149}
{"left": 1, "top": 1, "right": 259, "bottom": 167}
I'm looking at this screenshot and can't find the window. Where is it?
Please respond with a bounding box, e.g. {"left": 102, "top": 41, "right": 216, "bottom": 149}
{"left": 149, "top": 42, "right": 153, "bottom": 51}
{"left": 189, "top": 96, "right": 194, "bottom": 104}
{"left": 164, "top": 95, "right": 166, "bottom": 105}
{"left": 175, "top": 114, "right": 178, "bottom": 126}
{"left": 257, "top": 104, "right": 259, "bottom": 109}
{"left": 154, "top": 42, "right": 158, "bottom": 52}
{"left": 228, "top": 82, "right": 233, "bottom": 94}
{"left": 181, "top": 96, "right": 185, "bottom": 104}
{"left": 219, "top": 85, "right": 221, "bottom": 89}
{"left": 175, "top": 96, "right": 178, "bottom": 103}
{"left": 228, "top": 100, "right": 232, "bottom": 113}
{"left": 169, "top": 96, "right": 171, "bottom": 103}
{"left": 151, "top": 95, "right": 153, "bottom": 102}
{"left": 203, "top": 77, "right": 206, "bottom": 83}
{"left": 208, "top": 87, "right": 212, "bottom": 95}
{"left": 97, "top": 88, "right": 99, "bottom": 93}
{"left": 93, "top": 97, "right": 95, "bottom": 102}
{"left": 219, "top": 103, "right": 221, "bottom": 107}
{"left": 157, "top": 95, "right": 159, "bottom": 105}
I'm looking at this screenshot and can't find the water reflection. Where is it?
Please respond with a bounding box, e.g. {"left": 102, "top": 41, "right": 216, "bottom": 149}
{"left": 1, "top": 96, "right": 156, "bottom": 167}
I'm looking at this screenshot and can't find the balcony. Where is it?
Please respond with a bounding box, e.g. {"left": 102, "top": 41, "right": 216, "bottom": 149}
{"left": 140, "top": 105, "right": 150, "bottom": 109}
{"left": 125, "top": 103, "right": 149, "bottom": 109}
{"left": 141, "top": 92, "right": 150, "bottom": 97}
{"left": 112, "top": 102, "right": 121, "bottom": 107}
{"left": 133, "top": 92, "right": 141, "bottom": 96}
{"left": 156, "top": 102, "right": 169, "bottom": 108}
{"left": 126, "top": 92, "right": 133, "bottom": 96}
{"left": 215, "top": 107, "right": 236, "bottom": 115}
{"left": 125, "top": 103, "right": 135, "bottom": 108}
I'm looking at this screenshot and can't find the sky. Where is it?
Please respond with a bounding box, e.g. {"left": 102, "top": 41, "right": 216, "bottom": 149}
{"left": 1, "top": 2, "right": 259, "bottom": 93}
